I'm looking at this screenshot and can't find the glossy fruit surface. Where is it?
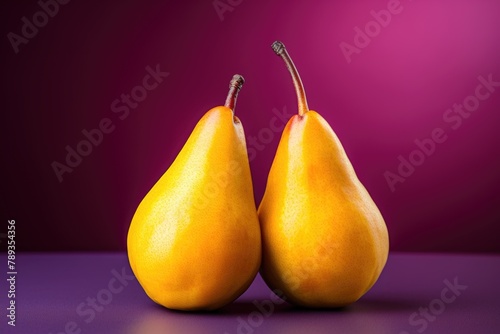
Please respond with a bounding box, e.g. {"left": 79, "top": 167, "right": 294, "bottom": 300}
{"left": 128, "top": 75, "right": 261, "bottom": 311}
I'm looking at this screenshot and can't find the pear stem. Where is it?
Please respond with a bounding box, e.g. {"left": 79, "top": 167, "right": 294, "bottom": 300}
{"left": 225, "top": 74, "right": 245, "bottom": 112}
{"left": 272, "top": 41, "right": 309, "bottom": 116}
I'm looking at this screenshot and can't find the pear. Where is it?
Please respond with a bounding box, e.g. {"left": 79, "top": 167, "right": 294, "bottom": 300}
{"left": 127, "top": 75, "right": 261, "bottom": 311}
{"left": 258, "top": 42, "right": 389, "bottom": 308}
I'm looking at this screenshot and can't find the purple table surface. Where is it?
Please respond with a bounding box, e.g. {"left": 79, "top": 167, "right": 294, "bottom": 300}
{"left": 1, "top": 253, "right": 499, "bottom": 334}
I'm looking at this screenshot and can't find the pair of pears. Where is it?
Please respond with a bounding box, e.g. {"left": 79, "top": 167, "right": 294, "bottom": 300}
{"left": 127, "top": 41, "right": 389, "bottom": 311}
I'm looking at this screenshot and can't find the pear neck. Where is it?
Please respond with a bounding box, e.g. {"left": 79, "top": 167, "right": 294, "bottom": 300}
{"left": 272, "top": 41, "right": 309, "bottom": 116}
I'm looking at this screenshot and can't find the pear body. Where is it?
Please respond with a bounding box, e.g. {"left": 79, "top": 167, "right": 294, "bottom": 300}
{"left": 258, "top": 111, "right": 389, "bottom": 307}
{"left": 127, "top": 107, "right": 261, "bottom": 311}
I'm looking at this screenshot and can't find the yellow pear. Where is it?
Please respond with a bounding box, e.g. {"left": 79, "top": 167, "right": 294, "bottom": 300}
{"left": 127, "top": 75, "right": 261, "bottom": 311}
{"left": 258, "top": 42, "right": 389, "bottom": 308}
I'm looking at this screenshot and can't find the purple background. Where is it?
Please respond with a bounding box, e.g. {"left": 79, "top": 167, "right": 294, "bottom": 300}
{"left": 1, "top": 0, "right": 499, "bottom": 252}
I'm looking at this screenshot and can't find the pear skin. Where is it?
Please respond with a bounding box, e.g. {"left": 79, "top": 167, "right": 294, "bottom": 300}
{"left": 258, "top": 42, "right": 389, "bottom": 308}
{"left": 127, "top": 75, "right": 261, "bottom": 311}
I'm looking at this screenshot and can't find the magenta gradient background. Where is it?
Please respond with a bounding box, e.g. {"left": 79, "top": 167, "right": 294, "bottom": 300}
{"left": 1, "top": 0, "right": 499, "bottom": 252}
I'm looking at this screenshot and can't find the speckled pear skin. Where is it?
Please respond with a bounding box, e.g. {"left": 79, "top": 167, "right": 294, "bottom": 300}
{"left": 258, "top": 110, "right": 389, "bottom": 308}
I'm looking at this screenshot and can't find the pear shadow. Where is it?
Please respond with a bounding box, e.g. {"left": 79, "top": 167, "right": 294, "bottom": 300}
{"left": 281, "top": 297, "right": 425, "bottom": 313}
{"left": 352, "top": 297, "right": 426, "bottom": 312}
{"left": 217, "top": 300, "right": 295, "bottom": 315}
{"left": 146, "top": 299, "right": 292, "bottom": 316}
{"left": 283, "top": 304, "right": 348, "bottom": 313}
{"left": 222, "top": 296, "right": 425, "bottom": 315}
{"left": 147, "top": 295, "right": 424, "bottom": 315}
{"left": 219, "top": 300, "right": 353, "bottom": 315}
{"left": 149, "top": 302, "right": 223, "bottom": 315}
